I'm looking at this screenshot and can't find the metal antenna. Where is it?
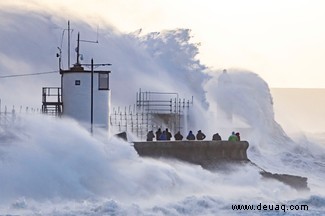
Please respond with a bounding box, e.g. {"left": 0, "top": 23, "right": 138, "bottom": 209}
{"left": 68, "top": 21, "right": 71, "bottom": 68}
{"left": 75, "top": 26, "right": 102, "bottom": 65}
{"left": 76, "top": 32, "right": 80, "bottom": 65}
{"left": 58, "top": 21, "right": 74, "bottom": 70}
{"left": 57, "top": 47, "right": 62, "bottom": 70}
{"left": 79, "top": 25, "right": 99, "bottom": 44}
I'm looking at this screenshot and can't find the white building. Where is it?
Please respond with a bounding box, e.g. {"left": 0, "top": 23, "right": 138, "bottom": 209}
{"left": 42, "top": 30, "right": 111, "bottom": 133}
{"left": 42, "top": 63, "right": 110, "bottom": 134}
{"left": 60, "top": 63, "right": 110, "bottom": 130}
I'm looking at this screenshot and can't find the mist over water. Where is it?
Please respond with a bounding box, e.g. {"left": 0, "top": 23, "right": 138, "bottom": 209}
{"left": 2, "top": 115, "right": 322, "bottom": 215}
{"left": 0, "top": 8, "right": 325, "bottom": 216}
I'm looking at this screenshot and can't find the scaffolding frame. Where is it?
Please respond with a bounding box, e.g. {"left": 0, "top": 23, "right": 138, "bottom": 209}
{"left": 110, "top": 89, "right": 193, "bottom": 140}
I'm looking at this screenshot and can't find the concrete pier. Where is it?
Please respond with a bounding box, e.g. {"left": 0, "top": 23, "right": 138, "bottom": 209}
{"left": 133, "top": 140, "right": 308, "bottom": 190}
{"left": 133, "top": 140, "right": 249, "bottom": 169}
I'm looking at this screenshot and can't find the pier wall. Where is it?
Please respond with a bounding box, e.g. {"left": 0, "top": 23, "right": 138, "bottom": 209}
{"left": 133, "top": 140, "right": 249, "bottom": 169}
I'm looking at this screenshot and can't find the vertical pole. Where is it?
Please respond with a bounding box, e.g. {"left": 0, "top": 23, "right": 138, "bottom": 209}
{"left": 58, "top": 48, "right": 62, "bottom": 70}
{"left": 179, "top": 99, "right": 181, "bottom": 132}
{"left": 136, "top": 113, "right": 138, "bottom": 137}
{"left": 136, "top": 92, "right": 138, "bottom": 107}
{"left": 68, "top": 21, "right": 70, "bottom": 68}
{"left": 76, "top": 32, "right": 80, "bottom": 65}
{"left": 91, "top": 58, "right": 94, "bottom": 134}
{"left": 139, "top": 88, "right": 141, "bottom": 111}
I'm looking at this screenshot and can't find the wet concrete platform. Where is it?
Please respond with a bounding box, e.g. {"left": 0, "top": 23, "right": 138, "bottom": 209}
{"left": 133, "top": 140, "right": 308, "bottom": 190}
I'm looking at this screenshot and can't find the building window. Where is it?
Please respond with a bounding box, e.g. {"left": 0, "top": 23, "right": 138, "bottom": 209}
{"left": 75, "top": 80, "right": 81, "bottom": 85}
{"left": 98, "top": 72, "right": 109, "bottom": 90}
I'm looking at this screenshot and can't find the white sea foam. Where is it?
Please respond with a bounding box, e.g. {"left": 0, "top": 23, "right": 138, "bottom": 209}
{"left": 0, "top": 8, "right": 324, "bottom": 216}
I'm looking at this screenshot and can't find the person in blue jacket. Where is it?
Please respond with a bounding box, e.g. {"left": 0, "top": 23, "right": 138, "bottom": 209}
{"left": 186, "top": 130, "right": 195, "bottom": 140}
{"left": 159, "top": 131, "right": 167, "bottom": 140}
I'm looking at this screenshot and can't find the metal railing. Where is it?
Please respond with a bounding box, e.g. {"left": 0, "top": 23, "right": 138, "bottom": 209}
{"left": 0, "top": 105, "right": 40, "bottom": 127}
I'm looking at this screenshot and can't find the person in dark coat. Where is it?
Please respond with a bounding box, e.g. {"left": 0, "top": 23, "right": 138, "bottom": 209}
{"left": 235, "top": 132, "right": 241, "bottom": 141}
{"left": 174, "top": 131, "right": 183, "bottom": 140}
{"left": 155, "top": 128, "right": 162, "bottom": 141}
{"left": 212, "top": 133, "right": 222, "bottom": 141}
{"left": 159, "top": 131, "right": 167, "bottom": 140}
{"left": 146, "top": 130, "right": 155, "bottom": 141}
{"left": 186, "top": 130, "right": 195, "bottom": 140}
{"left": 196, "top": 130, "right": 206, "bottom": 140}
{"left": 165, "top": 128, "right": 172, "bottom": 140}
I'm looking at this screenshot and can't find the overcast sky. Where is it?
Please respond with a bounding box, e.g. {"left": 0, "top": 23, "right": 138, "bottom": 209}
{"left": 1, "top": 0, "right": 325, "bottom": 88}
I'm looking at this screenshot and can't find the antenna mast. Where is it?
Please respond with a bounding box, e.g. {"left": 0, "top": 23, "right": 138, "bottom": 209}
{"left": 74, "top": 27, "right": 100, "bottom": 66}
{"left": 76, "top": 32, "right": 80, "bottom": 65}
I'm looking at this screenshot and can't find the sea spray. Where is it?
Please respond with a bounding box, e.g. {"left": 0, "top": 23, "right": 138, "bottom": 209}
{"left": 0, "top": 115, "right": 305, "bottom": 202}
{"left": 0, "top": 8, "right": 324, "bottom": 215}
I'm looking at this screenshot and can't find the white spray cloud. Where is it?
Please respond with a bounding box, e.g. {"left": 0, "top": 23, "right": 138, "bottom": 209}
{"left": 1, "top": 114, "right": 300, "bottom": 206}
{"left": 0, "top": 6, "right": 325, "bottom": 215}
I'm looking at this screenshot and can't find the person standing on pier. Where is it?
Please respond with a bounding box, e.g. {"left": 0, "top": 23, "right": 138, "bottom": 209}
{"left": 235, "top": 132, "right": 241, "bottom": 141}
{"left": 186, "top": 130, "right": 195, "bottom": 140}
{"left": 165, "top": 128, "right": 172, "bottom": 140}
{"left": 228, "top": 131, "right": 239, "bottom": 141}
{"left": 174, "top": 131, "right": 183, "bottom": 140}
{"left": 212, "top": 132, "right": 222, "bottom": 141}
{"left": 146, "top": 130, "right": 155, "bottom": 141}
{"left": 155, "top": 128, "right": 162, "bottom": 141}
{"left": 159, "top": 131, "right": 167, "bottom": 140}
{"left": 196, "top": 130, "right": 206, "bottom": 140}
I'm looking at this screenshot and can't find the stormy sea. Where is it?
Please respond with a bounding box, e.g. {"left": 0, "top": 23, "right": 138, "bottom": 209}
{"left": 0, "top": 9, "right": 325, "bottom": 216}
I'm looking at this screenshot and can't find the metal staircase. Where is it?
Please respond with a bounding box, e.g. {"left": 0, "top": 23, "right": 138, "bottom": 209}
{"left": 42, "top": 87, "right": 63, "bottom": 116}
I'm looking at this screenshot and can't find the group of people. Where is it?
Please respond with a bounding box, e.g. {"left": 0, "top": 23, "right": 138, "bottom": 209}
{"left": 211, "top": 131, "right": 240, "bottom": 141}
{"left": 147, "top": 128, "right": 208, "bottom": 141}
{"left": 147, "top": 129, "right": 241, "bottom": 142}
{"left": 186, "top": 130, "right": 206, "bottom": 140}
{"left": 146, "top": 128, "right": 172, "bottom": 141}
{"left": 228, "top": 131, "right": 241, "bottom": 141}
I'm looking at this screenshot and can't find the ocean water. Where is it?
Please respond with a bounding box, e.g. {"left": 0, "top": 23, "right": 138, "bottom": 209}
{"left": 0, "top": 9, "right": 325, "bottom": 216}
{"left": 1, "top": 114, "right": 324, "bottom": 216}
